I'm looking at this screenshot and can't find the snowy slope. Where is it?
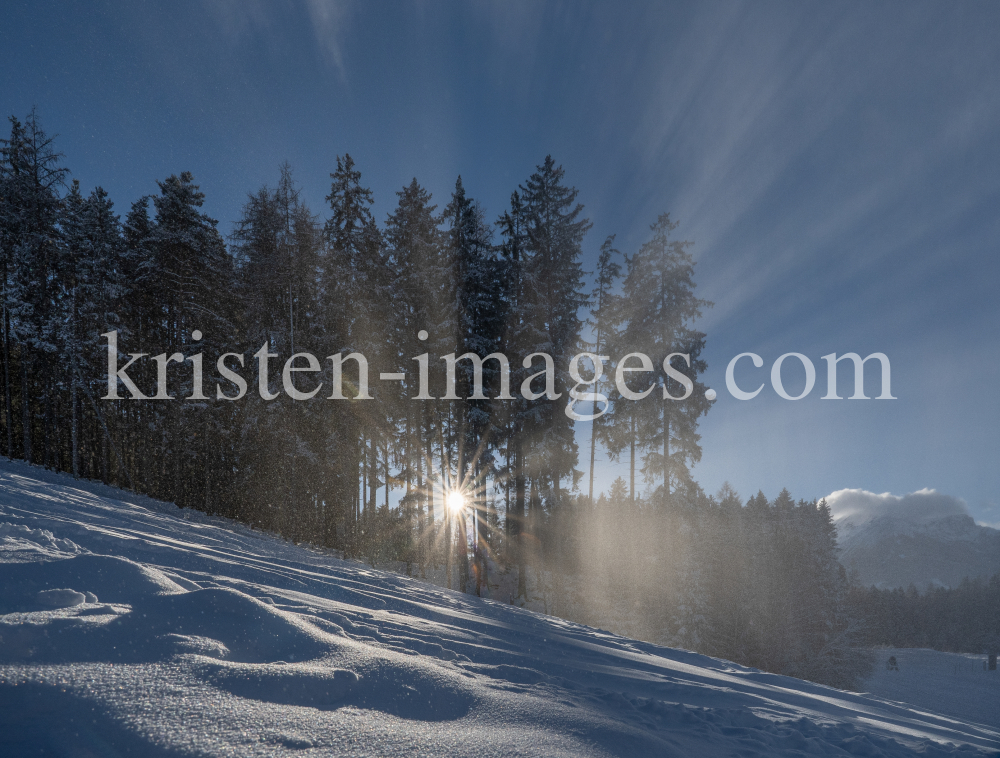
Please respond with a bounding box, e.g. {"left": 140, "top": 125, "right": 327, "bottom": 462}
{"left": 0, "top": 460, "right": 997, "bottom": 757}
{"left": 863, "top": 648, "right": 999, "bottom": 731}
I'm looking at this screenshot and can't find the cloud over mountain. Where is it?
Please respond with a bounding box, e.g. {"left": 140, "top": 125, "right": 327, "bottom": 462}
{"left": 826, "top": 488, "right": 1000, "bottom": 589}
{"left": 826, "top": 488, "right": 970, "bottom": 528}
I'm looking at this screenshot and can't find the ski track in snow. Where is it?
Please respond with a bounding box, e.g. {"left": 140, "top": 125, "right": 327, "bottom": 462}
{"left": 0, "top": 459, "right": 997, "bottom": 757}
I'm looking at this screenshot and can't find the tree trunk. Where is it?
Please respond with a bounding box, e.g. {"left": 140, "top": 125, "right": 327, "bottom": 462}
{"left": 442, "top": 434, "right": 451, "bottom": 588}
{"left": 663, "top": 408, "right": 670, "bottom": 507}
{"left": 515, "top": 436, "right": 526, "bottom": 599}
{"left": 204, "top": 416, "right": 210, "bottom": 512}
{"left": 588, "top": 417, "right": 597, "bottom": 505}
{"left": 368, "top": 430, "right": 377, "bottom": 514}
{"left": 405, "top": 415, "right": 412, "bottom": 576}
{"left": 477, "top": 459, "right": 489, "bottom": 557}
{"left": 629, "top": 415, "right": 635, "bottom": 504}
{"left": 423, "top": 405, "right": 433, "bottom": 576}
{"left": 42, "top": 371, "right": 52, "bottom": 468}
{"left": 3, "top": 296, "right": 12, "bottom": 458}
{"left": 504, "top": 439, "right": 512, "bottom": 541}
{"left": 445, "top": 508, "right": 453, "bottom": 590}
{"left": 71, "top": 357, "right": 79, "bottom": 477}
{"left": 588, "top": 324, "right": 602, "bottom": 505}
{"left": 21, "top": 353, "right": 31, "bottom": 463}
{"left": 416, "top": 408, "right": 425, "bottom": 577}
{"left": 458, "top": 506, "right": 469, "bottom": 593}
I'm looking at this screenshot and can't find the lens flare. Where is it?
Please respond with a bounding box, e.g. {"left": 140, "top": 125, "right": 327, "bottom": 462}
{"left": 447, "top": 491, "right": 465, "bottom": 513}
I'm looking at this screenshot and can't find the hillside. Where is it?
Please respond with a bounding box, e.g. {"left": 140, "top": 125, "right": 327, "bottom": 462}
{"left": 1, "top": 460, "right": 997, "bottom": 757}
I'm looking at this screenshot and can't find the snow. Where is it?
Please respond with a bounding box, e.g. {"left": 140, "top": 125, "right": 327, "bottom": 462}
{"left": 862, "top": 648, "right": 999, "bottom": 734}
{"left": 0, "top": 459, "right": 997, "bottom": 757}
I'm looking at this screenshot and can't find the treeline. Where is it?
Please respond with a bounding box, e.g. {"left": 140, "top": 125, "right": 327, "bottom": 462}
{"left": 539, "top": 482, "right": 872, "bottom": 690}
{"left": 847, "top": 575, "right": 1000, "bottom": 654}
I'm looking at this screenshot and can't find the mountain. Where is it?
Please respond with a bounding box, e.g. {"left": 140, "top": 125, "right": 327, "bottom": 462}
{"left": 830, "top": 488, "right": 1000, "bottom": 590}
{"left": 1, "top": 461, "right": 997, "bottom": 756}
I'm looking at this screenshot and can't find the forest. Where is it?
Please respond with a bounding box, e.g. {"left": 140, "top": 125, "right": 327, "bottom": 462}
{"left": 1, "top": 109, "right": 881, "bottom": 688}
{"left": 848, "top": 575, "right": 1000, "bottom": 655}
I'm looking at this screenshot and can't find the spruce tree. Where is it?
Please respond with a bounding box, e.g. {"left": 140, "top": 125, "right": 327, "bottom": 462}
{"left": 59, "top": 180, "right": 87, "bottom": 477}
{"left": 497, "top": 189, "right": 531, "bottom": 595}
{"left": 521, "top": 157, "right": 590, "bottom": 598}
{"left": 617, "top": 213, "right": 711, "bottom": 508}
{"left": 587, "top": 235, "right": 622, "bottom": 505}
{"left": 146, "top": 172, "right": 234, "bottom": 505}
{"left": 519, "top": 156, "right": 590, "bottom": 504}
{"left": 3, "top": 111, "right": 67, "bottom": 465}
{"left": 443, "top": 176, "right": 504, "bottom": 590}
{"left": 385, "top": 178, "right": 445, "bottom": 573}
{"left": 499, "top": 157, "right": 590, "bottom": 598}
{"left": 231, "top": 165, "right": 323, "bottom": 538}
{"left": 59, "top": 182, "right": 124, "bottom": 479}
{"left": 320, "top": 154, "right": 384, "bottom": 553}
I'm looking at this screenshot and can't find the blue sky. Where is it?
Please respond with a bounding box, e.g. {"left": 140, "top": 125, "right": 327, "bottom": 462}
{"left": 3, "top": 1, "right": 999, "bottom": 524}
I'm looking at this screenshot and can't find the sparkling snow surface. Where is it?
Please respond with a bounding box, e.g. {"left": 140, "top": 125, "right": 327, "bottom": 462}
{"left": 0, "top": 460, "right": 997, "bottom": 757}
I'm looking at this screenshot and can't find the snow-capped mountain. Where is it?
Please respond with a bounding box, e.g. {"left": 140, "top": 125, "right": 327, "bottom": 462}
{"left": 829, "top": 488, "right": 1000, "bottom": 589}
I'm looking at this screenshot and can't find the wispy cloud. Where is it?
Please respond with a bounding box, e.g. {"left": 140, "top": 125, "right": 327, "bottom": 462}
{"left": 204, "top": 0, "right": 352, "bottom": 82}
{"left": 303, "top": 0, "right": 351, "bottom": 82}
{"left": 618, "top": 3, "right": 1000, "bottom": 334}
{"left": 204, "top": 0, "right": 275, "bottom": 41}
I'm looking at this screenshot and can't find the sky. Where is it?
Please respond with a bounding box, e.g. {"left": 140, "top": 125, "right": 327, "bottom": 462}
{"left": 3, "top": 0, "right": 999, "bottom": 525}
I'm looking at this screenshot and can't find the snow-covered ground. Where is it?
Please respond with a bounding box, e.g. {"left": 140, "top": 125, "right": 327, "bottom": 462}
{"left": 0, "top": 460, "right": 997, "bottom": 757}
{"left": 863, "top": 648, "right": 998, "bottom": 735}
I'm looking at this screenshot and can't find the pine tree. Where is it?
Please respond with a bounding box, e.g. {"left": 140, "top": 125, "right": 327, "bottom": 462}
{"left": 59, "top": 180, "right": 87, "bottom": 477}
{"left": 3, "top": 111, "right": 68, "bottom": 465}
{"left": 617, "top": 213, "right": 711, "bottom": 508}
{"left": 497, "top": 188, "right": 531, "bottom": 595}
{"left": 58, "top": 182, "right": 124, "bottom": 479}
{"left": 385, "top": 178, "right": 445, "bottom": 573}
{"left": 116, "top": 195, "right": 158, "bottom": 492}
{"left": 320, "top": 154, "right": 384, "bottom": 554}
{"left": 443, "top": 176, "right": 504, "bottom": 591}
{"left": 231, "top": 165, "right": 323, "bottom": 538}
{"left": 520, "top": 156, "right": 590, "bottom": 498}
{"left": 701, "top": 483, "right": 754, "bottom": 663}
{"left": 145, "top": 172, "right": 235, "bottom": 506}
{"left": 514, "top": 156, "right": 590, "bottom": 596}
{"left": 0, "top": 116, "right": 20, "bottom": 456}
{"left": 601, "top": 338, "right": 643, "bottom": 504}
{"left": 587, "top": 235, "right": 622, "bottom": 504}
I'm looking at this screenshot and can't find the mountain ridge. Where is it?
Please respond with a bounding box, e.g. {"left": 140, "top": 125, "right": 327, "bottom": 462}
{"left": 836, "top": 509, "right": 1000, "bottom": 589}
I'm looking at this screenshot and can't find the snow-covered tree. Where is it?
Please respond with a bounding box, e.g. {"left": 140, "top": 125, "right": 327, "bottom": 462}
{"left": 1, "top": 111, "right": 67, "bottom": 464}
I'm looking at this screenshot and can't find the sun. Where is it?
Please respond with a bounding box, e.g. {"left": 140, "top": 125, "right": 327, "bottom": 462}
{"left": 446, "top": 491, "right": 465, "bottom": 514}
